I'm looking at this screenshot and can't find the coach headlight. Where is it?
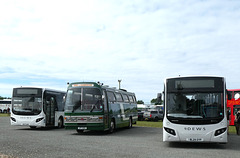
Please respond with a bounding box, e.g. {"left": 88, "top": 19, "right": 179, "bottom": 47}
{"left": 36, "top": 117, "right": 44, "bottom": 123}
{"left": 164, "top": 127, "right": 176, "bottom": 136}
{"left": 11, "top": 117, "right": 16, "bottom": 122}
{"left": 65, "top": 117, "right": 77, "bottom": 122}
{"left": 214, "top": 127, "right": 227, "bottom": 136}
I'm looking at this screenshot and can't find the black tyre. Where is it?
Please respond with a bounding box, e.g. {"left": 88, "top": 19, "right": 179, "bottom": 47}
{"left": 128, "top": 118, "right": 132, "bottom": 128}
{"left": 58, "top": 118, "right": 64, "bottom": 128}
{"left": 109, "top": 119, "right": 115, "bottom": 133}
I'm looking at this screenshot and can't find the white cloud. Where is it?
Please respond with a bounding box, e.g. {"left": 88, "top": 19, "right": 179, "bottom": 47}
{"left": 1, "top": 0, "right": 240, "bottom": 102}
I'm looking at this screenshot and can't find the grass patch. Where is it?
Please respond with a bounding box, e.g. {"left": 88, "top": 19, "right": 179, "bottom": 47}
{"left": 134, "top": 121, "right": 163, "bottom": 128}
{"left": 229, "top": 125, "right": 236, "bottom": 134}
{"left": 0, "top": 113, "right": 10, "bottom": 117}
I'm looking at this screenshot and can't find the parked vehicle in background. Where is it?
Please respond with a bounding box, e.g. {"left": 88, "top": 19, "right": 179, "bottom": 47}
{"left": 144, "top": 110, "right": 163, "bottom": 121}
{"left": 159, "top": 111, "right": 163, "bottom": 120}
{"left": 0, "top": 99, "right": 11, "bottom": 113}
{"left": 227, "top": 89, "right": 240, "bottom": 126}
{"left": 137, "top": 110, "right": 144, "bottom": 121}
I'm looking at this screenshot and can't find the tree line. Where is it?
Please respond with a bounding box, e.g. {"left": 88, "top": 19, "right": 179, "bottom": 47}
{"left": 137, "top": 98, "right": 163, "bottom": 105}
{"left": 0, "top": 96, "right": 11, "bottom": 100}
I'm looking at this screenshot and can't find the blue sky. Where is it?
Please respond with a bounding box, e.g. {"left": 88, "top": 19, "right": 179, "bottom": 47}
{"left": 1, "top": 0, "right": 240, "bottom": 103}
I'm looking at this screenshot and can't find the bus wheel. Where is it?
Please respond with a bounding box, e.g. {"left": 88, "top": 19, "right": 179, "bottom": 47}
{"left": 109, "top": 119, "right": 115, "bottom": 133}
{"left": 58, "top": 118, "right": 63, "bottom": 128}
{"left": 128, "top": 117, "right": 132, "bottom": 128}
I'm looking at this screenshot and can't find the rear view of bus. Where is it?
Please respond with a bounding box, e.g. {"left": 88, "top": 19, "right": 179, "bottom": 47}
{"left": 10, "top": 87, "right": 65, "bottom": 128}
{"left": 163, "top": 76, "right": 227, "bottom": 143}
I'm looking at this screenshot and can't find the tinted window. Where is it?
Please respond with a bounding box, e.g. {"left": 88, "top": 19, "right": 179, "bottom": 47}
{"left": 227, "top": 91, "right": 232, "bottom": 100}
{"left": 234, "top": 91, "right": 240, "bottom": 100}
{"left": 175, "top": 80, "right": 214, "bottom": 88}
{"left": 115, "top": 93, "right": 123, "bottom": 102}
{"left": 167, "top": 77, "right": 224, "bottom": 93}
{"left": 133, "top": 95, "right": 137, "bottom": 102}
{"left": 107, "top": 91, "right": 116, "bottom": 102}
{"left": 167, "top": 92, "right": 224, "bottom": 123}
{"left": 65, "top": 88, "right": 102, "bottom": 112}
{"left": 44, "top": 91, "right": 65, "bottom": 111}
{"left": 122, "top": 94, "right": 129, "bottom": 102}
{"left": 17, "top": 89, "right": 38, "bottom": 95}
{"left": 13, "top": 88, "right": 42, "bottom": 97}
{"left": 129, "top": 95, "right": 134, "bottom": 103}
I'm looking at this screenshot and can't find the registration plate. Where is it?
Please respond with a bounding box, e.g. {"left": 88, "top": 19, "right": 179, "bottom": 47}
{"left": 186, "top": 138, "right": 204, "bottom": 142}
{"left": 78, "top": 127, "right": 87, "bottom": 130}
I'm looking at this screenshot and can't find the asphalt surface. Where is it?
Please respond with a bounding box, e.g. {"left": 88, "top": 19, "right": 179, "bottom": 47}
{"left": 0, "top": 117, "right": 240, "bottom": 158}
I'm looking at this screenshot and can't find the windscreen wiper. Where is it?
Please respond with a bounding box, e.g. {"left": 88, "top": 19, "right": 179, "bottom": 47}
{"left": 90, "top": 105, "right": 96, "bottom": 113}
{"left": 72, "top": 100, "right": 82, "bottom": 113}
{"left": 90, "top": 99, "right": 102, "bottom": 113}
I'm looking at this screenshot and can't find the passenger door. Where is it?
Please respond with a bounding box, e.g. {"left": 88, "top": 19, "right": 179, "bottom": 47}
{"left": 44, "top": 92, "right": 56, "bottom": 126}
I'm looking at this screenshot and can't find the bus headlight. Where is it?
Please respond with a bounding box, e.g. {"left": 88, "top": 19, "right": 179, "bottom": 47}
{"left": 11, "top": 117, "right": 16, "bottom": 122}
{"left": 164, "top": 127, "right": 176, "bottom": 136}
{"left": 36, "top": 117, "right": 44, "bottom": 123}
{"left": 214, "top": 128, "right": 227, "bottom": 136}
{"left": 89, "top": 117, "right": 103, "bottom": 122}
{"left": 65, "top": 117, "right": 77, "bottom": 122}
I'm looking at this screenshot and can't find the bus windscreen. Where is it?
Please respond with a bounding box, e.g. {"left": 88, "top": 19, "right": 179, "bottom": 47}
{"left": 65, "top": 88, "right": 103, "bottom": 112}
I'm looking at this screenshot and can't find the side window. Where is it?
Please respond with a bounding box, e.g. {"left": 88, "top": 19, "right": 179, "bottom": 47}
{"left": 115, "top": 93, "right": 123, "bottom": 102}
{"left": 107, "top": 91, "right": 116, "bottom": 103}
{"left": 234, "top": 91, "right": 240, "bottom": 100}
{"left": 43, "top": 92, "right": 53, "bottom": 112}
{"left": 103, "top": 90, "right": 108, "bottom": 112}
{"left": 129, "top": 95, "right": 134, "bottom": 103}
{"left": 122, "top": 94, "right": 129, "bottom": 102}
{"left": 134, "top": 96, "right": 137, "bottom": 103}
{"left": 227, "top": 91, "right": 232, "bottom": 100}
{"left": 55, "top": 93, "right": 65, "bottom": 111}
